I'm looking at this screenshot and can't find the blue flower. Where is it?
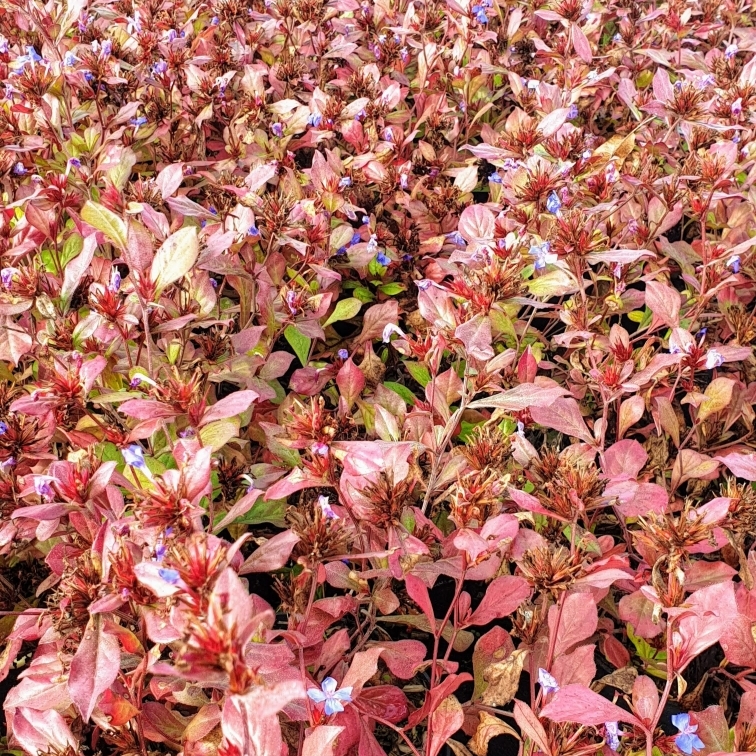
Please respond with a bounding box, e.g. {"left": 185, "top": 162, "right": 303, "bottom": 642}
{"left": 336, "top": 246, "right": 347, "bottom": 256}
{"left": 529, "top": 242, "right": 557, "bottom": 270}
{"left": 12, "top": 162, "right": 26, "bottom": 176}
{"left": 247, "top": 224, "right": 260, "bottom": 237}
{"left": 152, "top": 60, "right": 168, "bottom": 75}
{"left": 375, "top": 252, "right": 390, "bottom": 266}
{"left": 538, "top": 668, "right": 559, "bottom": 694}
{"left": 337, "top": 349, "right": 349, "bottom": 359}
{"left": 158, "top": 568, "right": 181, "bottom": 584}
{"left": 271, "top": 122, "right": 284, "bottom": 137}
{"left": 307, "top": 112, "right": 322, "bottom": 128}
{"left": 63, "top": 51, "right": 78, "bottom": 68}
{"left": 476, "top": 9, "right": 488, "bottom": 22}
{"left": 0, "top": 421, "right": 7, "bottom": 435}
{"left": 68, "top": 157, "right": 81, "bottom": 169}
{"left": 0, "top": 36, "right": 8, "bottom": 55}
{"left": 307, "top": 677, "right": 353, "bottom": 716}
{"left": 727, "top": 254, "right": 741, "bottom": 273}
{"left": 16, "top": 46, "right": 42, "bottom": 70}
{"left": 546, "top": 191, "right": 562, "bottom": 214}
{"left": 34, "top": 478, "right": 54, "bottom": 499}
{"left": 131, "top": 116, "right": 148, "bottom": 127}
{"left": 446, "top": 231, "right": 466, "bottom": 246}
{"left": 725, "top": 43, "right": 738, "bottom": 60}
{"left": 672, "top": 714, "right": 704, "bottom": 755}
{"left": 211, "top": 16, "right": 220, "bottom": 25}
{"left": 126, "top": 11, "right": 141, "bottom": 34}
{"left": 567, "top": 104, "right": 579, "bottom": 119}
{"left": 339, "top": 176, "right": 352, "bottom": 188}
{"left": 123, "top": 444, "right": 147, "bottom": 470}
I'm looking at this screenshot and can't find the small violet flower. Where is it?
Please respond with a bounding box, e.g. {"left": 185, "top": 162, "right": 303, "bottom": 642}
{"left": 126, "top": 11, "right": 142, "bottom": 34}
{"left": 1, "top": 267, "right": 17, "bottom": 289}
{"left": 375, "top": 252, "right": 390, "bottom": 266}
{"left": 152, "top": 60, "right": 168, "bottom": 75}
{"left": 546, "top": 191, "right": 562, "bottom": 214}
{"left": 123, "top": 444, "right": 147, "bottom": 470}
{"left": 12, "top": 162, "right": 26, "bottom": 176}
{"left": 0, "top": 421, "right": 7, "bottom": 435}
{"left": 704, "top": 349, "right": 724, "bottom": 369}
{"left": 307, "top": 677, "right": 353, "bottom": 716}
{"left": 247, "top": 224, "right": 260, "bottom": 237}
{"left": 605, "top": 722, "right": 621, "bottom": 751}
{"left": 131, "top": 116, "right": 148, "bottom": 127}
{"left": 672, "top": 714, "right": 705, "bottom": 755}
{"left": 339, "top": 176, "right": 352, "bottom": 189}
{"left": 307, "top": 112, "right": 322, "bottom": 128}
{"left": 311, "top": 441, "right": 329, "bottom": 457}
{"left": 489, "top": 171, "right": 503, "bottom": 184}
{"left": 538, "top": 668, "right": 559, "bottom": 694}
{"left": 318, "top": 495, "right": 338, "bottom": 520}
{"left": 567, "top": 104, "right": 579, "bottom": 119}
{"left": 725, "top": 43, "right": 738, "bottom": 60}
{"left": 271, "top": 122, "right": 284, "bottom": 137}
{"left": 446, "top": 231, "right": 466, "bottom": 246}
{"left": 34, "top": 478, "right": 54, "bottom": 499}
{"left": 529, "top": 242, "right": 557, "bottom": 270}
{"left": 727, "top": 254, "right": 741, "bottom": 273}
{"left": 63, "top": 51, "right": 78, "bottom": 68}
{"left": 337, "top": 348, "right": 349, "bottom": 360}
{"left": 108, "top": 270, "right": 121, "bottom": 293}
{"left": 732, "top": 97, "right": 743, "bottom": 117}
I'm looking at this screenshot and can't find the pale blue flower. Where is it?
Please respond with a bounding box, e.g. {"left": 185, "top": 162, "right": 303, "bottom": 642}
{"left": 123, "top": 444, "right": 147, "bottom": 469}
{"left": 538, "top": 668, "right": 559, "bottom": 694}
{"left": 672, "top": 714, "right": 704, "bottom": 755}
{"left": 307, "top": 677, "right": 353, "bottom": 716}
{"left": 705, "top": 349, "right": 724, "bottom": 369}
{"left": 546, "top": 191, "right": 562, "bottom": 214}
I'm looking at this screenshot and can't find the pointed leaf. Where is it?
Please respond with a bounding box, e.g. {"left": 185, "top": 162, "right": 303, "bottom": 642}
{"left": 541, "top": 684, "right": 642, "bottom": 727}
{"left": 150, "top": 226, "right": 200, "bottom": 292}
{"left": 81, "top": 200, "right": 127, "bottom": 249}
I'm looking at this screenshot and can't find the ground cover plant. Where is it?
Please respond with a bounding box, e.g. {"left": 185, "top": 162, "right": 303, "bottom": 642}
{"left": 3, "top": 0, "right": 756, "bottom": 754}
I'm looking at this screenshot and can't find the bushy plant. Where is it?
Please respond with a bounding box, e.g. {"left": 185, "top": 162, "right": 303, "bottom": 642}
{"left": 1, "top": 0, "right": 756, "bottom": 754}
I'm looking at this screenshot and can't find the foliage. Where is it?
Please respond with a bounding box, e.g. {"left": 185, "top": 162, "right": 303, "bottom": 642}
{"left": 1, "top": 0, "right": 756, "bottom": 755}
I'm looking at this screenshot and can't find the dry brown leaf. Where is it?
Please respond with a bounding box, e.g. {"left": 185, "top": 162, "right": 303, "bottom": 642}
{"left": 469, "top": 712, "right": 521, "bottom": 756}
{"left": 481, "top": 648, "right": 528, "bottom": 706}
{"left": 593, "top": 133, "right": 636, "bottom": 164}
{"left": 593, "top": 665, "right": 638, "bottom": 694}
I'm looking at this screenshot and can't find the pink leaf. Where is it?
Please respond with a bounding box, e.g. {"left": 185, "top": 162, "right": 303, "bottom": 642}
{"left": 604, "top": 440, "right": 648, "bottom": 479}
{"left": 671, "top": 450, "right": 720, "bottom": 490}
{"left": 530, "top": 397, "right": 593, "bottom": 443}
{"left": 13, "top": 708, "right": 79, "bottom": 756}
{"left": 571, "top": 23, "right": 592, "bottom": 62}
{"left": 538, "top": 107, "right": 571, "bottom": 137}
{"left": 426, "top": 695, "right": 464, "bottom": 756}
{"left": 239, "top": 530, "right": 300, "bottom": 574}
{"left": 303, "top": 725, "right": 344, "bottom": 756}
{"left": 652, "top": 67, "right": 674, "bottom": 103}
{"left": 200, "top": 390, "right": 259, "bottom": 426}
{"left": 455, "top": 314, "right": 494, "bottom": 361}
{"left": 632, "top": 675, "right": 659, "bottom": 726}
{"left": 645, "top": 281, "right": 681, "bottom": 328}
{"left": 469, "top": 383, "right": 570, "bottom": 411}
{"left": 548, "top": 592, "right": 598, "bottom": 658}
{"left": 617, "top": 395, "right": 645, "bottom": 440}
{"left": 605, "top": 480, "right": 668, "bottom": 518}
{"left": 513, "top": 701, "right": 551, "bottom": 755}
{"left": 541, "top": 684, "right": 642, "bottom": 727}
{"left": 465, "top": 575, "right": 531, "bottom": 627}
{"left": 375, "top": 640, "right": 427, "bottom": 679}
{"left": 68, "top": 614, "right": 121, "bottom": 721}
{"left": 156, "top": 162, "right": 185, "bottom": 199}
{"left": 715, "top": 452, "right": 756, "bottom": 481}
{"left": 458, "top": 204, "right": 495, "bottom": 242}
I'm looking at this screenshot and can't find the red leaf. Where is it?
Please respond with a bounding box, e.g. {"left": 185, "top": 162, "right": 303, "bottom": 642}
{"left": 405, "top": 573, "right": 436, "bottom": 631}
{"left": 632, "top": 676, "right": 659, "bottom": 727}
{"left": 541, "top": 684, "right": 642, "bottom": 727}
{"left": 455, "top": 314, "right": 494, "bottom": 361}
{"left": 465, "top": 575, "right": 531, "bottom": 627}
{"left": 68, "top": 614, "right": 121, "bottom": 721}
{"left": 12, "top": 708, "right": 79, "bottom": 756}
{"left": 357, "top": 685, "right": 409, "bottom": 723}
{"left": 530, "top": 398, "right": 593, "bottom": 443}
{"left": 376, "top": 640, "right": 427, "bottom": 679}
{"left": 337, "top": 359, "right": 366, "bottom": 408}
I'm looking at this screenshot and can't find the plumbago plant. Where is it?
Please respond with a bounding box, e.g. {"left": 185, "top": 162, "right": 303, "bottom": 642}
{"left": 4, "top": 0, "right": 756, "bottom": 755}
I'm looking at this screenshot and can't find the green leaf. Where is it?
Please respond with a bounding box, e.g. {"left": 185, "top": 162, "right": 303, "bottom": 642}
{"left": 218, "top": 497, "right": 287, "bottom": 528}
{"left": 284, "top": 324, "right": 311, "bottom": 367}
{"left": 150, "top": 226, "right": 200, "bottom": 293}
{"left": 377, "top": 282, "right": 406, "bottom": 296}
{"left": 199, "top": 417, "right": 240, "bottom": 452}
{"left": 352, "top": 286, "right": 375, "bottom": 304}
{"left": 81, "top": 200, "right": 127, "bottom": 249}
{"left": 404, "top": 361, "right": 432, "bottom": 387}
{"left": 384, "top": 381, "right": 416, "bottom": 405}
{"left": 323, "top": 297, "right": 362, "bottom": 326}
{"left": 61, "top": 233, "right": 84, "bottom": 268}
